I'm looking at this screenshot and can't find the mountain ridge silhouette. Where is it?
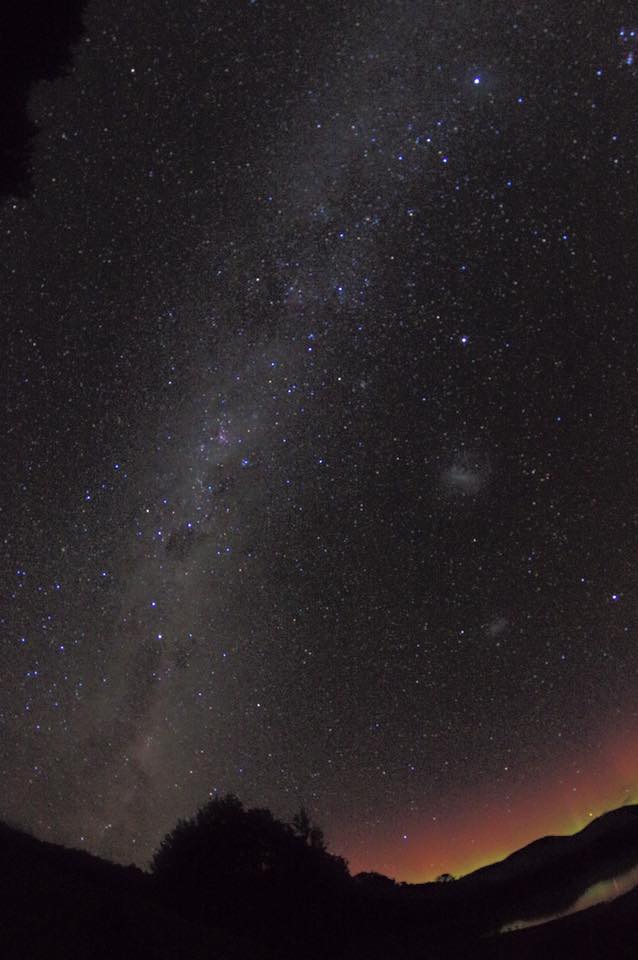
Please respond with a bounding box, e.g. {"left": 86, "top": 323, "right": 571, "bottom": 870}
{"left": 3, "top": 803, "right": 638, "bottom": 959}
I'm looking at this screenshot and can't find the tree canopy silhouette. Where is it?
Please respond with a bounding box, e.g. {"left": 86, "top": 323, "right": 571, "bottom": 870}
{"left": 291, "top": 804, "right": 326, "bottom": 850}
{"left": 1, "top": 2, "right": 88, "bottom": 196}
{"left": 151, "top": 794, "right": 350, "bottom": 948}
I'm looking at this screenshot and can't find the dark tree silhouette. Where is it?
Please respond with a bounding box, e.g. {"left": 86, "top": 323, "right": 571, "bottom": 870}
{"left": 354, "top": 870, "right": 397, "bottom": 889}
{"left": 151, "top": 794, "right": 351, "bottom": 952}
{"left": 1, "top": 3, "right": 88, "bottom": 197}
{"left": 292, "top": 805, "right": 312, "bottom": 842}
{"left": 292, "top": 805, "right": 326, "bottom": 850}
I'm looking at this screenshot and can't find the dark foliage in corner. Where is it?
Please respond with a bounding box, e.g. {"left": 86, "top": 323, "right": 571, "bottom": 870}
{"left": 0, "top": 3, "right": 88, "bottom": 197}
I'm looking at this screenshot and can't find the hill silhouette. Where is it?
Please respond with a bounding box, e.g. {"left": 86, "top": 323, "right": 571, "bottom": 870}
{"left": 471, "top": 803, "right": 638, "bottom": 885}
{"left": 2, "top": 801, "right": 638, "bottom": 959}
{"left": 0, "top": 819, "right": 247, "bottom": 960}
{"left": 454, "top": 804, "right": 638, "bottom": 925}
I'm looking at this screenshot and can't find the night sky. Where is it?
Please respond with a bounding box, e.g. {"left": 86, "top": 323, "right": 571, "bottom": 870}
{"left": 3, "top": 0, "right": 638, "bottom": 881}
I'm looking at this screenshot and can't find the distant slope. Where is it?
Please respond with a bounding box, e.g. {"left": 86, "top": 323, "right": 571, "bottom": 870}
{"left": 464, "top": 805, "right": 638, "bottom": 887}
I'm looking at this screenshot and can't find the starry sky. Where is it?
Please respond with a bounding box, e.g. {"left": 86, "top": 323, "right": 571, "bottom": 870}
{"left": 3, "top": 0, "right": 638, "bottom": 881}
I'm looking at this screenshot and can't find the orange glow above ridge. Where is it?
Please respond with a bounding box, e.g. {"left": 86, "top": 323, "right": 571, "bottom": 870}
{"left": 333, "top": 723, "right": 638, "bottom": 882}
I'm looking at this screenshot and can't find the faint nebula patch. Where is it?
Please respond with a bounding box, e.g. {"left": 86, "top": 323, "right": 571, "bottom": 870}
{"left": 486, "top": 616, "right": 509, "bottom": 638}
{"left": 439, "top": 450, "right": 491, "bottom": 498}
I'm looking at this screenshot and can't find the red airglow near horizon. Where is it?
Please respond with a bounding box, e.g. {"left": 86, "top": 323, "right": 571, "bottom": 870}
{"left": 334, "top": 723, "right": 638, "bottom": 883}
